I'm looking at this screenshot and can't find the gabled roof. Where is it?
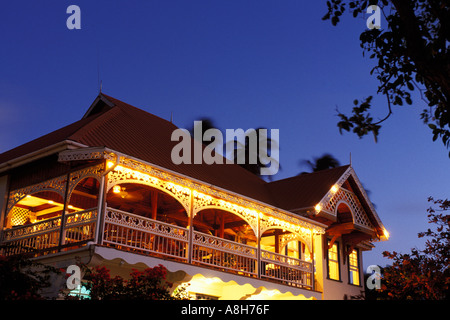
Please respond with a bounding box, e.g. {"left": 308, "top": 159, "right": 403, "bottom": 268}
{"left": 0, "top": 93, "right": 385, "bottom": 238}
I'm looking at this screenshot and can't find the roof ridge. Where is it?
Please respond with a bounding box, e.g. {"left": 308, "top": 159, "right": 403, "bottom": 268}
{"left": 67, "top": 96, "right": 122, "bottom": 143}
{"left": 100, "top": 93, "right": 179, "bottom": 130}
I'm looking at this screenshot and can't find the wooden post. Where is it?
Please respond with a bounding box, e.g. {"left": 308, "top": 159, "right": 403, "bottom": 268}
{"left": 94, "top": 174, "right": 106, "bottom": 244}
{"left": 151, "top": 190, "right": 158, "bottom": 220}
{"left": 311, "top": 232, "right": 315, "bottom": 290}
{"left": 256, "top": 214, "right": 261, "bottom": 278}
{"left": 187, "top": 191, "right": 194, "bottom": 264}
{"left": 219, "top": 211, "right": 224, "bottom": 238}
{"left": 58, "top": 171, "right": 71, "bottom": 250}
{"left": 274, "top": 229, "right": 281, "bottom": 254}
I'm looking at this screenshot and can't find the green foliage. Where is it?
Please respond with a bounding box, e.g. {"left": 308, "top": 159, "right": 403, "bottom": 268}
{"left": 337, "top": 96, "right": 381, "bottom": 142}
{"left": 324, "top": 0, "right": 450, "bottom": 157}
{"left": 380, "top": 197, "right": 450, "bottom": 299}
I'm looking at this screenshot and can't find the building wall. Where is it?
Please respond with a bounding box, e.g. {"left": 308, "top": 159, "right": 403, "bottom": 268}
{"left": 321, "top": 236, "right": 365, "bottom": 300}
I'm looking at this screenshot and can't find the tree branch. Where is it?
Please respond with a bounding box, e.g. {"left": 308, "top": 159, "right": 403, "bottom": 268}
{"left": 373, "top": 93, "right": 393, "bottom": 125}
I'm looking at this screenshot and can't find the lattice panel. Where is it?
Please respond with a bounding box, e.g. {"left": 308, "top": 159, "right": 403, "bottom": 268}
{"left": 9, "top": 207, "right": 31, "bottom": 226}
{"left": 323, "top": 188, "right": 374, "bottom": 229}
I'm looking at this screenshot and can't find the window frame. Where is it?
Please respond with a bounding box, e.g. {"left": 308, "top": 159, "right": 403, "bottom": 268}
{"left": 347, "top": 247, "right": 361, "bottom": 286}
{"left": 326, "top": 239, "right": 341, "bottom": 281}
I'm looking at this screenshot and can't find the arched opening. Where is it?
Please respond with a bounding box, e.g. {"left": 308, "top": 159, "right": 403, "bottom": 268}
{"left": 6, "top": 191, "right": 65, "bottom": 228}
{"left": 330, "top": 201, "right": 373, "bottom": 256}
{"left": 336, "top": 202, "right": 353, "bottom": 224}
{"left": 260, "top": 228, "right": 313, "bottom": 288}
{"left": 192, "top": 208, "right": 257, "bottom": 276}
{"left": 193, "top": 209, "right": 256, "bottom": 246}
{"left": 106, "top": 183, "right": 188, "bottom": 228}
{"left": 103, "top": 182, "right": 189, "bottom": 260}
{"left": 63, "top": 177, "right": 101, "bottom": 246}
{"left": 69, "top": 177, "right": 100, "bottom": 211}
{"left": 283, "top": 239, "right": 312, "bottom": 262}
{"left": 260, "top": 229, "right": 311, "bottom": 260}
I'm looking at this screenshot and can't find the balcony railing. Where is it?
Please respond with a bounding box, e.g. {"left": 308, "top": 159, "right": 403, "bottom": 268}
{"left": 1, "top": 207, "right": 314, "bottom": 289}
{"left": 192, "top": 231, "right": 258, "bottom": 277}
{"left": 0, "top": 208, "right": 98, "bottom": 256}
{"left": 103, "top": 208, "right": 189, "bottom": 261}
{"left": 102, "top": 208, "right": 313, "bottom": 289}
{"left": 261, "top": 250, "right": 313, "bottom": 288}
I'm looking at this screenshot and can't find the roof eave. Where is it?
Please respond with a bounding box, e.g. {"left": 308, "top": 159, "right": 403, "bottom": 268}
{"left": 0, "top": 140, "right": 88, "bottom": 175}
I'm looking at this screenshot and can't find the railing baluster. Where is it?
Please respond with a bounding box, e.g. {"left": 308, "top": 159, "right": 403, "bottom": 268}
{"left": 260, "top": 249, "right": 313, "bottom": 289}
{"left": 102, "top": 208, "right": 189, "bottom": 260}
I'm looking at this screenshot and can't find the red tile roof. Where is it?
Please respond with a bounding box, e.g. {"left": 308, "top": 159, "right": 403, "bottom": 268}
{"left": 0, "top": 93, "right": 351, "bottom": 213}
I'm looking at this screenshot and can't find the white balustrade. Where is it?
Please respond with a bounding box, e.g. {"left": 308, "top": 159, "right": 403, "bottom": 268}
{"left": 102, "top": 208, "right": 189, "bottom": 260}
{"left": 192, "top": 231, "right": 257, "bottom": 276}
{"left": 1, "top": 207, "right": 314, "bottom": 289}
{"left": 261, "top": 250, "right": 313, "bottom": 288}
{"left": 0, "top": 208, "right": 98, "bottom": 255}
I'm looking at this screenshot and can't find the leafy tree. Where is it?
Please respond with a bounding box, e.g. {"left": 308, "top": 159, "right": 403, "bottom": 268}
{"left": 380, "top": 197, "right": 449, "bottom": 299}
{"left": 188, "top": 117, "right": 218, "bottom": 143}
{"left": 299, "top": 153, "right": 341, "bottom": 174}
{"left": 189, "top": 118, "right": 280, "bottom": 178}
{"left": 227, "top": 127, "right": 279, "bottom": 178}
{"left": 323, "top": 0, "right": 450, "bottom": 156}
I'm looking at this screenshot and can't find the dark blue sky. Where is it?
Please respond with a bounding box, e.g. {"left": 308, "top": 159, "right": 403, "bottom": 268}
{"left": 1, "top": 1, "right": 448, "bottom": 268}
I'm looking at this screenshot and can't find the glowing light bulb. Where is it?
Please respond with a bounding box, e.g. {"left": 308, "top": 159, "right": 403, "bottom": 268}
{"left": 330, "top": 184, "right": 338, "bottom": 193}
{"left": 113, "top": 185, "right": 121, "bottom": 194}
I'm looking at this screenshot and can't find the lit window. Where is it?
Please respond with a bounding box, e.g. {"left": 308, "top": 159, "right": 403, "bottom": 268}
{"left": 327, "top": 241, "right": 340, "bottom": 281}
{"left": 348, "top": 249, "right": 360, "bottom": 286}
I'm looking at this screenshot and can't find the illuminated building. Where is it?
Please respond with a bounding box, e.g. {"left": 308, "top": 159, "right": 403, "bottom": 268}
{"left": 0, "top": 94, "right": 388, "bottom": 299}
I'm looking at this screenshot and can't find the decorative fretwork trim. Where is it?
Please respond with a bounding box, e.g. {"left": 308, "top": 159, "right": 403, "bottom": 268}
{"left": 317, "top": 166, "right": 384, "bottom": 233}
{"left": 6, "top": 175, "right": 67, "bottom": 215}
{"left": 2, "top": 216, "right": 61, "bottom": 242}
{"left": 279, "top": 232, "right": 312, "bottom": 253}
{"left": 58, "top": 147, "right": 106, "bottom": 162}
{"left": 6, "top": 164, "right": 105, "bottom": 216}
{"left": 106, "top": 165, "right": 192, "bottom": 213}
{"left": 113, "top": 156, "right": 325, "bottom": 236}
{"left": 321, "top": 186, "right": 374, "bottom": 230}
{"left": 67, "top": 163, "right": 105, "bottom": 201}
{"left": 344, "top": 167, "right": 385, "bottom": 230}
